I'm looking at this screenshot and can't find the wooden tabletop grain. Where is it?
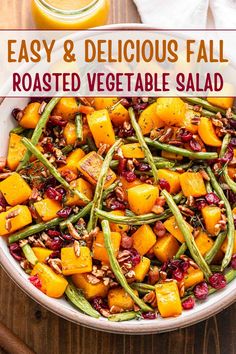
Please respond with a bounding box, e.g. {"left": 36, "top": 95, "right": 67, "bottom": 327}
{"left": 0, "top": 1, "right": 235, "bottom": 354}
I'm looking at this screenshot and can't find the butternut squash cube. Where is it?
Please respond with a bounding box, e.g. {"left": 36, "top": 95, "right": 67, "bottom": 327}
{"left": 164, "top": 216, "right": 193, "bottom": 243}
{"left": 93, "top": 231, "right": 121, "bottom": 263}
{"left": 110, "top": 104, "right": 129, "bottom": 126}
{"left": 108, "top": 287, "right": 138, "bottom": 312}
{"left": 201, "top": 206, "right": 222, "bottom": 236}
{"left": 66, "top": 178, "right": 93, "bottom": 207}
{"left": 157, "top": 169, "right": 181, "bottom": 194}
{"left": 119, "top": 176, "right": 142, "bottom": 201}
{"left": 195, "top": 230, "right": 214, "bottom": 256}
{"left": 121, "top": 143, "right": 145, "bottom": 159}
{"left": 155, "top": 281, "right": 182, "bottom": 318}
{"left": 34, "top": 198, "right": 62, "bottom": 221}
{"left": 32, "top": 247, "right": 53, "bottom": 263}
{"left": 61, "top": 246, "right": 92, "bottom": 276}
{"left": 133, "top": 225, "right": 156, "bottom": 256}
{"left": 0, "top": 172, "right": 32, "bottom": 206}
{"left": 109, "top": 210, "right": 129, "bottom": 233}
{"left": 93, "top": 97, "right": 118, "bottom": 110}
{"left": 198, "top": 117, "right": 222, "bottom": 147}
{"left": 207, "top": 84, "right": 234, "bottom": 109}
{"left": 221, "top": 231, "right": 236, "bottom": 254}
{"left": 63, "top": 122, "right": 77, "bottom": 145}
{"left": 156, "top": 98, "right": 186, "bottom": 126}
{"left": 127, "top": 184, "right": 159, "bottom": 215}
{"left": 179, "top": 172, "right": 206, "bottom": 197}
{"left": 31, "top": 262, "right": 68, "bottom": 298}
{"left": 19, "top": 102, "right": 41, "bottom": 129}
{"left": 153, "top": 234, "right": 179, "bottom": 262}
{"left": 58, "top": 164, "right": 78, "bottom": 181}
{"left": 78, "top": 151, "right": 116, "bottom": 189}
{"left": 138, "top": 102, "right": 164, "bottom": 135}
{"left": 134, "top": 257, "right": 151, "bottom": 282}
{"left": 87, "top": 109, "right": 115, "bottom": 148}
{"left": 7, "top": 133, "right": 27, "bottom": 171}
{"left": 72, "top": 273, "right": 108, "bottom": 300}
{"left": 181, "top": 110, "right": 199, "bottom": 134}
{"left": 53, "top": 97, "right": 79, "bottom": 120}
{"left": 66, "top": 148, "right": 85, "bottom": 166}
{"left": 0, "top": 205, "right": 32, "bottom": 236}
{"left": 184, "top": 266, "right": 204, "bottom": 289}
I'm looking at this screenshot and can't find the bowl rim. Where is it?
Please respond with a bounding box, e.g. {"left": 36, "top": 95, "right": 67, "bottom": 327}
{"left": 0, "top": 23, "right": 236, "bottom": 334}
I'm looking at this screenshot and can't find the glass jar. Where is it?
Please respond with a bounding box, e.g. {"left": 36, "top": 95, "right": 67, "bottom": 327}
{"left": 32, "top": 0, "right": 110, "bottom": 29}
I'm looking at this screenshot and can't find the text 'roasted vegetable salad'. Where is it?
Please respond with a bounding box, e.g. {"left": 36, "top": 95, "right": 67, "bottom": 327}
{"left": 1, "top": 95, "right": 236, "bottom": 321}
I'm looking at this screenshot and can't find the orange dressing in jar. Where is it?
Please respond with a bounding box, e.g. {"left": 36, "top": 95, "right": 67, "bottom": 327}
{"left": 32, "top": 0, "right": 110, "bottom": 29}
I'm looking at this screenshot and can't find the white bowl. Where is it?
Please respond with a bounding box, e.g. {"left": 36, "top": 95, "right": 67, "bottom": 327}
{"left": 0, "top": 24, "right": 236, "bottom": 334}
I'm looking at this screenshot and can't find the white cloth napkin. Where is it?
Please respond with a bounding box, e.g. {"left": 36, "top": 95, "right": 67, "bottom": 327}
{"left": 133, "top": 0, "right": 236, "bottom": 29}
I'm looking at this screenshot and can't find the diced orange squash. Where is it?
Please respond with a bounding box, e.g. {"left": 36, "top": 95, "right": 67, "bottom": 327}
{"left": 32, "top": 247, "right": 53, "bottom": 263}
{"left": 138, "top": 102, "right": 164, "bottom": 135}
{"left": 110, "top": 104, "right": 130, "bottom": 126}
{"left": 156, "top": 98, "right": 186, "bottom": 126}
{"left": 195, "top": 230, "right": 214, "bottom": 256}
{"left": 87, "top": 109, "right": 115, "bottom": 148}
{"left": 161, "top": 151, "right": 183, "bottom": 161}
{"left": 127, "top": 184, "right": 159, "bottom": 215}
{"left": 207, "top": 84, "right": 234, "bottom": 109}
{"left": 157, "top": 169, "right": 180, "bottom": 194}
{"left": 133, "top": 225, "right": 156, "bottom": 256}
{"left": 0, "top": 205, "right": 32, "bottom": 236}
{"left": 31, "top": 262, "right": 68, "bottom": 298}
{"left": 0, "top": 172, "right": 32, "bottom": 206}
{"left": 155, "top": 281, "right": 182, "bottom": 318}
{"left": 179, "top": 172, "right": 206, "bottom": 197}
{"left": 58, "top": 164, "right": 78, "bottom": 181}
{"left": 34, "top": 198, "right": 62, "bottom": 221}
{"left": 109, "top": 210, "right": 129, "bottom": 233}
{"left": 77, "top": 151, "right": 116, "bottom": 189}
{"left": 221, "top": 231, "right": 236, "bottom": 254}
{"left": 53, "top": 97, "right": 79, "bottom": 120}
{"left": 19, "top": 102, "right": 41, "bottom": 129}
{"left": 153, "top": 234, "right": 179, "bottom": 262}
{"left": 228, "top": 167, "right": 236, "bottom": 180}
{"left": 198, "top": 117, "right": 222, "bottom": 147}
{"left": 7, "top": 133, "right": 27, "bottom": 171}
{"left": 63, "top": 122, "right": 77, "bottom": 145}
{"left": 119, "top": 176, "right": 142, "bottom": 201}
{"left": 66, "top": 148, "right": 85, "bottom": 166}
{"left": 61, "top": 246, "right": 92, "bottom": 276}
{"left": 93, "top": 97, "right": 118, "bottom": 110}
{"left": 72, "top": 273, "right": 108, "bottom": 300}
{"left": 134, "top": 257, "right": 151, "bottom": 282}
{"left": 66, "top": 178, "right": 93, "bottom": 206}
{"left": 201, "top": 206, "right": 222, "bottom": 236}
{"left": 164, "top": 216, "right": 193, "bottom": 243}
{"left": 181, "top": 109, "right": 199, "bottom": 134}
{"left": 184, "top": 266, "right": 204, "bottom": 289}
{"left": 93, "top": 231, "right": 121, "bottom": 263}
{"left": 108, "top": 287, "right": 138, "bottom": 312}
{"left": 121, "top": 143, "right": 145, "bottom": 159}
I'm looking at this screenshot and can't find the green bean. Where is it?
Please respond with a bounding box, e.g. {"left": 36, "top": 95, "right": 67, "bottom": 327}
{"left": 220, "top": 133, "right": 230, "bottom": 158}
{"left": 171, "top": 161, "right": 193, "bottom": 171}
{"left": 22, "top": 137, "right": 90, "bottom": 205}
{"left": 10, "top": 126, "right": 25, "bottom": 135}
{"left": 60, "top": 202, "right": 92, "bottom": 230}
{"left": 87, "top": 136, "right": 97, "bottom": 152}
{"left": 22, "top": 244, "right": 38, "bottom": 265}
{"left": 162, "top": 190, "right": 212, "bottom": 279}
{"left": 102, "top": 181, "right": 120, "bottom": 200}
{"left": 110, "top": 159, "right": 175, "bottom": 170}
{"left": 17, "top": 98, "right": 61, "bottom": 170}
{"left": 75, "top": 113, "right": 83, "bottom": 142}
{"left": 174, "top": 243, "right": 187, "bottom": 259}
{"left": 183, "top": 97, "right": 236, "bottom": 120}
{"left": 204, "top": 231, "right": 227, "bottom": 265}
{"left": 129, "top": 108, "right": 158, "bottom": 183}
{"left": 205, "top": 181, "right": 213, "bottom": 194}
{"left": 96, "top": 208, "right": 171, "bottom": 225}
{"left": 108, "top": 311, "right": 139, "bottom": 322}
{"left": 102, "top": 220, "right": 152, "bottom": 312}
{"left": 209, "top": 265, "right": 222, "bottom": 272}
{"left": 219, "top": 134, "right": 236, "bottom": 193}
{"left": 88, "top": 139, "right": 123, "bottom": 232}
{"left": 131, "top": 283, "right": 155, "bottom": 294}
{"left": 9, "top": 217, "right": 62, "bottom": 244}
{"left": 65, "top": 283, "right": 100, "bottom": 318}
{"left": 173, "top": 191, "right": 184, "bottom": 204}
{"left": 206, "top": 166, "right": 235, "bottom": 270}
{"left": 127, "top": 137, "right": 218, "bottom": 160}
{"left": 61, "top": 145, "right": 73, "bottom": 155}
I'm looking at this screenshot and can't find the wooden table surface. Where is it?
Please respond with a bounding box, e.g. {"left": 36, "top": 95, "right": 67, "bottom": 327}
{"left": 0, "top": 1, "right": 236, "bottom": 354}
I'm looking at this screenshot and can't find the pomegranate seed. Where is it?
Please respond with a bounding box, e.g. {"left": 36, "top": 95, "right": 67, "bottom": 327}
{"left": 43, "top": 141, "right": 54, "bottom": 153}
{"left": 49, "top": 115, "right": 67, "bottom": 127}
{"left": 189, "top": 139, "right": 201, "bottom": 152}
{"left": 118, "top": 127, "right": 135, "bottom": 138}
{"left": 205, "top": 193, "right": 220, "bottom": 205}
{"left": 130, "top": 248, "right": 141, "bottom": 267}
{"left": 57, "top": 207, "right": 72, "bottom": 218}
{"left": 122, "top": 171, "right": 136, "bottom": 182}
{"left": 49, "top": 250, "right": 61, "bottom": 259}
{"left": 209, "top": 273, "right": 227, "bottom": 289}
{"left": 230, "top": 137, "right": 236, "bottom": 146}
{"left": 29, "top": 274, "right": 42, "bottom": 289}
{"left": 61, "top": 233, "right": 73, "bottom": 241}
{"left": 92, "top": 297, "right": 108, "bottom": 311}
{"left": 46, "top": 236, "right": 63, "bottom": 251}
{"left": 219, "top": 144, "right": 234, "bottom": 164}
{"left": 47, "top": 229, "right": 61, "bottom": 237}
{"left": 46, "top": 187, "right": 63, "bottom": 202}
{"left": 159, "top": 179, "right": 170, "bottom": 193}
{"left": 153, "top": 221, "right": 166, "bottom": 237}
{"left": 195, "top": 199, "right": 207, "bottom": 210}
{"left": 180, "top": 130, "right": 193, "bottom": 143}
{"left": 142, "top": 312, "right": 157, "bottom": 319}
{"left": 182, "top": 296, "right": 195, "bottom": 310}
{"left": 9, "top": 243, "right": 23, "bottom": 261}
{"left": 57, "top": 188, "right": 66, "bottom": 196}
{"left": 134, "top": 102, "right": 149, "bottom": 111}
{"left": 194, "top": 282, "right": 209, "bottom": 300}
{"left": 138, "top": 163, "right": 150, "bottom": 172}
{"left": 110, "top": 200, "right": 126, "bottom": 210}
{"left": 231, "top": 254, "right": 236, "bottom": 269}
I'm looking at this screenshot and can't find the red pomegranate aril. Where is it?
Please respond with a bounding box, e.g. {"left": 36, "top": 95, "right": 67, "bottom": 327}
{"left": 138, "top": 163, "right": 151, "bottom": 172}
{"left": 92, "top": 297, "right": 108, "bottom": 311}
{"left": 180, "top": 130, "right": 193, "bottom": 143}
{"left": 46, "top": 236, "right": 63, "bottom": 251}
{"left": 130, "top": 248, "right": 141, "bottom": 267}
{"left": 61, "top": 233, "right": 73, "bottom": 241}
{"left": 195, "top": 199, "right": 207, "bottom": 210}
{"left": 193, "top": 281, "right": 209, "bottom": 300}
{"left": 47, "top": 229, "right": 61, "bottom": 237}
{"left": 29, "top": 274, "right": 42, "bottom": 289}
{"left": 205, "top": 192, "right": 220, "bottom": 205}
{"left": 49, "top": 115, "right": 67, "bottom": 127}
{"left": 110, "top": 200, "right": 126, "bottom": 210}
{"left": 46, "top": 187, "right": 63, "bottom": 202}
{"left": 159, "top": 179, "right": 170, "bottom": 193}
{"left": 189, "top": 139, "right": 201, "bottom": 152}
{"left": 122, "top": 171, "right": 136, "bottom": 182}
{"left": 209, "top": 273, "right": 227, "bottom": 289}
{"left": 231, "top": 254, "right": 236, "bottom": 269}
{"left": 57, "top": 207, "right": 72, "bottom": 218}
{"left": 219, "top": 145, "right": 234, "bottom": 164}
{"left": 182, "top": 296, "right": 195, "bottom": 310}
{"left": 142, "top": 312, "right": 157, "bottom": 320}
{"left": 9, "top": 243, "right": 23, "bottom": 261}
{"left": 49, "top": 250, "right": 61, "bottom": 259}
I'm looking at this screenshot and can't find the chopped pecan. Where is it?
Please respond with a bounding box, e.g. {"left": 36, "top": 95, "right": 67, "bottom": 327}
{"left": 73, "top": 240, "right": 81, "bottom": 257}
{"left": 67, "top": 222, "right": 81, "bottom": 240}
{"left": 148, "top": 266, "right": 159, "bottom": 285}
{"left": 86, "top": 274, "right": 101, "bottom": 285}
{"left": 48, "top": 258, "right": 62, "bottom": 274}
{"left": 143, "top": 291, "right": 157, "bottom": 307}
{"left": 178, "top": 205, "right": 194, "bottom": 216}
{"left": 158, "top": 127, "right": 174, "bottom": 143}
